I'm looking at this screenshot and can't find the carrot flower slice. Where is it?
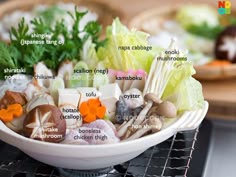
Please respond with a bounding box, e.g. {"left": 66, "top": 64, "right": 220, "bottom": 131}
{"left": 79, "top": 98, "right": 106, "bottom": 123}
{"left": 96, "top": 106, "right": 106, "bottom": 119}
{"left": 80, "top": 102, "right": 89, "bottom": 116}
{"left": 8, "top": 104, "right": 23, "bottom": 117}
{"left": 83, "top": 114, "right": 97, "bottom": 123}
{"left": 0, "top": 103, "right": 23, "bottom": 123}
{"left": 88, "top": 98, "right": 101, "bottom": 107}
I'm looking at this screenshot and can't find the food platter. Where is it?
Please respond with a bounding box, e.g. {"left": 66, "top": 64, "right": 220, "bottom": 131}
{"left": 0, "top": 0, "right": 122, "bottom": 24}
{"left": 0, "top": 101, "right": 208, "bottom": 170}
{"left": 129, "top": 4, "right": 236, "bottom": 80}
{"left": 0, "top": 1, "right": 208, "bottom": 170}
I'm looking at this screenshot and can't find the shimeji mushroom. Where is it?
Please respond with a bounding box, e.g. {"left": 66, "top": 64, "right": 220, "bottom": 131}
{"left": 117, "top": 118, "right": 134, "bottom": 137}
{"left": 215, "top": 26, "right": 236, "bottom": 63}
{"left": 148, "top": 101, "right": 177, "bottom": 118}
{"left": 124, "top": 114, "right": 163, "bottom": 141}
{"left": 122, "top": 100, "right": 177, "bottom": 140}
{"left": 123, "top": 88, "right": 144, "bottom": 109}
{"left": 117, "top": 106, "right": 144, "bottom": 139}
{"left": 132, "top": 93, "right": 161, "bottom": 128}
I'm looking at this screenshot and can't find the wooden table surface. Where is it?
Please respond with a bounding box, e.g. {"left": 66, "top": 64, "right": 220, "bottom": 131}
{"left": 96, "top": 0, "right": 236, "bottom": 120}
{"left": 97, "top": 0, "right": 236, "bottom": 20}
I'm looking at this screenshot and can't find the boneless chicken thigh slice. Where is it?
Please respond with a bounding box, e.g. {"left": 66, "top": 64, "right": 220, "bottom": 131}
{"left": 83, "top": 120, "right": 118, "bottom": 138}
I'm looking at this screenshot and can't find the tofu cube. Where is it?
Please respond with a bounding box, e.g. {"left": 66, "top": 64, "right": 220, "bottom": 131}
{"left": 77, "top": 87, "right": 101, "bottom": 105}
{"left": 99, "top": 83, "right": 122, "bottom": 113}
{"left": 58, "top": 89, "right": 80, "bottom": 107}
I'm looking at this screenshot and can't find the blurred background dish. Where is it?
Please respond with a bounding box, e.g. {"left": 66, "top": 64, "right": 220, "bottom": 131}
{"left": 0, "top": 0, "right": 123, "bottom": 41}
{"left": 129, "top": 4, "right": 236, "bottom": 80}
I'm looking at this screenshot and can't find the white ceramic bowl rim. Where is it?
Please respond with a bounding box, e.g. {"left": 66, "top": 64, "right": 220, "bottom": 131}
{"left": 0, "top": 101, "right": 209, "bottom": 151}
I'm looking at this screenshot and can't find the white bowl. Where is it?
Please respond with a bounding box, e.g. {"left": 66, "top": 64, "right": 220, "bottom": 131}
{"left": 0, "top": 101, "right": 208, "bottom": 170}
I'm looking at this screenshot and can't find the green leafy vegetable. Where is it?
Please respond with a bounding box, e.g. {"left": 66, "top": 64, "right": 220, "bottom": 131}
{"left": 176, "top": 5, "right": 236, "bottom": 40}
{"left": 144, "top": 39, "right": 204, "bottom": 112}
{"left": 0, "top": 7, "right": 104, "bottom": 79}
{"left": 0, "top": 43, "right": 18, "bottom": 79}
{"left": 158, "top": 45, "right": 204, "bottom": 111}
{"left": 160, "top": 61, "right": 204, "bottom": 112}
{"left": 38, "top": 5, "right": 65, "bottom": 26}
{"left": 186, "top": 16, "right": 236, "bottom": 40}
{"left": 162, "top": 77, "right": 204, "bottom": 112}
{"left": 186, "top": 23, "right": 224, "bottom": 40}
{"left": 97, "top": 18, "right": 155, "bottom": 72}
{"left": 83, "top": 21, "right": 106, "bottom": 49}
{"left": 0, "top": 43, "right": 17, "bottom": 69}
{"left": 160, "top": 62, "right": 195, "bottom": 97}
{"left": 80, "top": 37, "right": 99, "bottom": 69}
{"left": 69, "top": 61, "right": 90, "bottom": 88}
{"left": 229, "top": 17, "right": 236, "bottom": 25}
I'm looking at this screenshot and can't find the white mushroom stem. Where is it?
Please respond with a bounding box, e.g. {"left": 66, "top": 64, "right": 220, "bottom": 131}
{"left": 124, "top": 116, "right": 163, "bottom": 141}
{"left": 124, "top": 118, "right": 148, "bottom": 139}
{"left": 123, "top": 126, "right": 132, "bottom": 139}
{"left": 117, "top": 118, "right": 134, "bottom": 137}
{"left": 123, "top": 116, "right": 145, "bottom": 139}
{"left": 143, "top": 38, "right": 180, "bottom": 97}
{"left": 117, "top": 121, "right": 127, "bottom": 130}
{"left": 132, "top": 100, "right": 153, "bottom": 126}
{"left": 140, "top": 118, "right": 148, "bottom": 127}
{"left": 143, "top": 57, "right": 157, "bottom": 95}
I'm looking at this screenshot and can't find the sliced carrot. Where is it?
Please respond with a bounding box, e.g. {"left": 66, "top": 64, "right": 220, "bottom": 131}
{"left": 83, "top": 114, "right": 96, "bottom": 123}
{"left": 0, "top": 103, "right": 23, "bottom": 123}
{"left": 88, "top": 98, "right": 101, "bottom": 107}
{"left": 0, "top": 109, "right": 13, "bottom": 122}
{"left": 96, "top": 106, "right": 106, "bottom": 119}
{"left": 79, "top": 98, "right": 107, "bottom": 123}
{"left": 207, "top": 60, "right": 232, "bottom": 66}
{"left": 79, "top": 102, "right": 89, "bottom": 116}
{"left": 8, "top": 104, "right": 23, "bottom": 117}
{"left": 89, "top": 105, "right": 97, "bottom": 115}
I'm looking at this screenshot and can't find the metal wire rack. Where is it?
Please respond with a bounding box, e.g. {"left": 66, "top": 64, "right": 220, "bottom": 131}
{"left": 0, "top": 128, "right": 199, "bottom": 177}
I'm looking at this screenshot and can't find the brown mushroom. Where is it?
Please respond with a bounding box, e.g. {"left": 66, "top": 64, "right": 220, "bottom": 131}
{"left": 148, "top": 101, "right": 177, "bottom": 118}
{"left": 124, "top": 118, "right": 149, "bottom": 139}
{"left": 23, "top": 105, "right": 66, "bottom": 143}
{"left": 116, "top": 105, "right": 144, "bottom": 138}
{"left": 124, "top": 114, "right": 163, "bottom": 141}
{"left": 132, "top": 93, "right": 161, "bottom": 127}
{"left": 215, "top": 25, "right": 236, "bottom": 63}
{"left": 117, "top": 118, "right": 134, "bottom": 138}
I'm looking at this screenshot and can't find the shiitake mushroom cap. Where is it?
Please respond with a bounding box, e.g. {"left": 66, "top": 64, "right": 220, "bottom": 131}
{"left": 23, "top": 104, "right": 66, "bottom": 143}
{"left": 215, "top": 25, "right": 236, "bottom": 63}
